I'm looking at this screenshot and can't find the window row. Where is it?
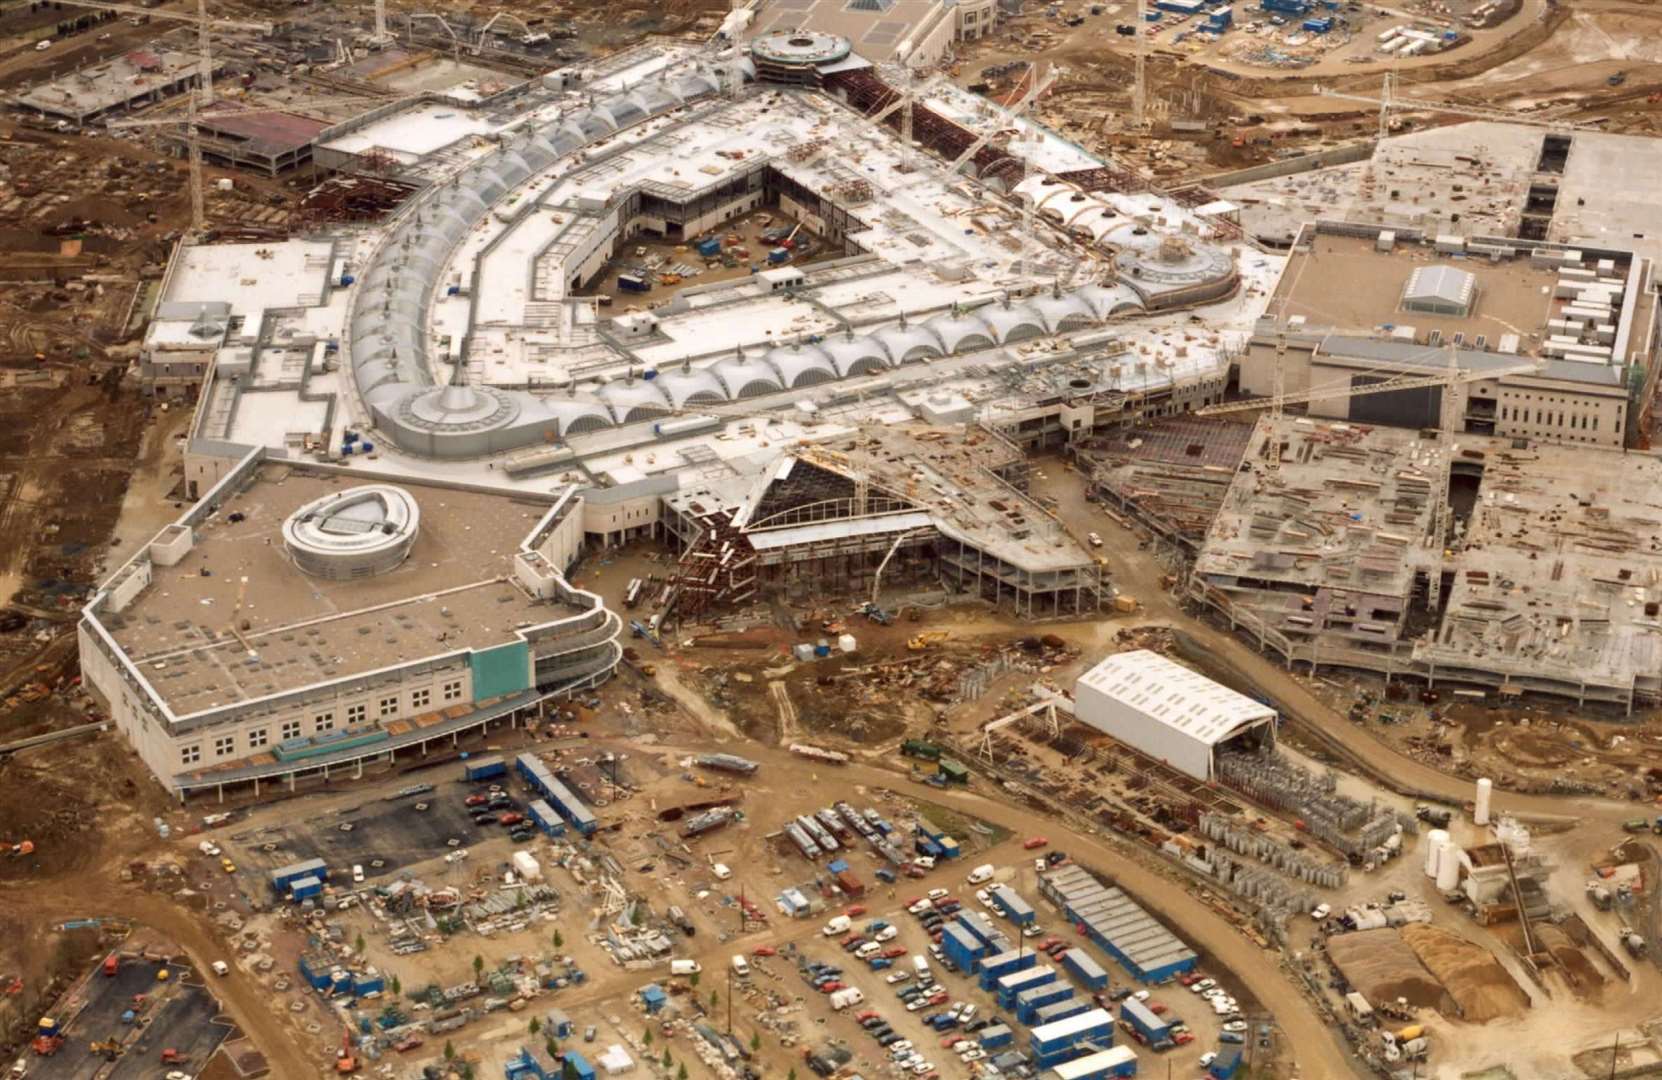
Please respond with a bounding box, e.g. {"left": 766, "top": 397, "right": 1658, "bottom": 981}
{"left": 179, "top": 679, "right": 464, "bottom": 765}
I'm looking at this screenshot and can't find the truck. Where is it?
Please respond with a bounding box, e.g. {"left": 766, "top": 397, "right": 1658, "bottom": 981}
{"left": 1621, "top": 927, "right": 1647, "bottom": 957}
{"left": 1623, "top": 818, "right": 1650, "bottom": 833}
{"left": 823, "top": 915, "right": 852, "bottom": 936}
{"left": 617, "top": 273, "right": 650, "bottom": 293}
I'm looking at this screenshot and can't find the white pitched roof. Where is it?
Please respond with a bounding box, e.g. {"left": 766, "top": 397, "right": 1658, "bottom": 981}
{"left": 1075, "top": 649, "right": 1275, "bottom": 746}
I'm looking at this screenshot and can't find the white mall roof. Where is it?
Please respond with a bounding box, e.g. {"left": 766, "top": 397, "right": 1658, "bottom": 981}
{"left": 1075, "top": 649, "right": 1275, "bottom": 747}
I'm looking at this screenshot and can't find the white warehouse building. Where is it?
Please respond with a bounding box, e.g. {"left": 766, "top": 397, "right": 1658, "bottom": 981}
{"left": 1073, "top": 650, "right": 1276, "bottom": 781}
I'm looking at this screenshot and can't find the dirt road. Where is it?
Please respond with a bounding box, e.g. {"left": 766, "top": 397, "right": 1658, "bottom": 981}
{"left": 1028, "top": 457, "right": 1628, "bottom": 825}
{"left": 616, "top": 739, "right": 1359, "bottom": 1079}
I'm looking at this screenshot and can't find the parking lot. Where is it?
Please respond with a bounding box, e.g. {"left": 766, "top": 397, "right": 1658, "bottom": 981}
{"left": 224, "top": 774, "right": 549, "bottom": 884}
{"left": 762, "top": 849, "right": 1249, "bottom": 1079}
{"left": 29, "top": 958, "right": 230, "bottom": 1080}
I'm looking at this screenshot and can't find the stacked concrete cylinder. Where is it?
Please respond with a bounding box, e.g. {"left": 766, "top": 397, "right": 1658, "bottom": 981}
{"left": 1475, "top": 777, "right": 1493, "bottom": 826}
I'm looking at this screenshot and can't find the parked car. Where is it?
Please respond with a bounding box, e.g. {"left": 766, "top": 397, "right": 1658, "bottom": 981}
{"left": 1024, "top": 836, "right": 1049, "bottom": 849}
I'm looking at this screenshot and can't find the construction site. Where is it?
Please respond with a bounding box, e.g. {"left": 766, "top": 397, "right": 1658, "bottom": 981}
{"left": 6, "top": 0, "right": 1662, "bottom": 1076}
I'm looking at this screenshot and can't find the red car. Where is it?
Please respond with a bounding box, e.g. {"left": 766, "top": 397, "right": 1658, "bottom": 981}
{"left": 880, "top": 947, "right": 908, "bottom": 959}
{"left": 939, "top": 1034, "right": 961, "bottom": 1048}
{"left": 819, "top": 981, "right": 844, "bottom": 994}
{"left": 1023, "top": 837, "right": 1049, "bottom": 850}
{"left": 1172, "top": 1031, "right": 1195, "bottom": 1046}
{"left": 845, "top": 905, "right": 867, "bottom": 917}
{"left": 1148, "top": 1002, "right": 1168, "bottom": 1015}
{"left": 926, "top": 990, "right": 949, "bottom": 1005}
{"left": 498, "top": 812, "right": 525, "bottom": 826}
{"left": 464, "top": 794, "right": 488, "bottom": 807}
{"left": 841, "top": 932, "right": 861, "bottom": 947}
{"left": 752, "top": 946, "right": 778, "bottom": 958}
{"left": 1039, "top": 937, "right": 1063, "bottom": 952}
{"left": 1178, "top": 972, "right": 1200, "bottom": 986}
{"left": 855, "top": 1009, "right": 880, "bottom": 1022}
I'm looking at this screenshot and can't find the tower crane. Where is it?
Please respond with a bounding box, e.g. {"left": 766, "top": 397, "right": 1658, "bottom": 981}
{"left": 107, "top": 91, "right": 389, "bottom": 235}
{"left": 1318, "top": 72, "right": 1603, "bottom": 140}
{"left": 56, "top": 1, "right": 273, "bottom": 107}
{"left": 947, "top": 62, "right": 1055, "bottom": 175}
{"left": 867, "top": 71, "right": 946, "bottom": 148}
{"left": 1200, "top": 339, "right": 1542, "bottom": 599}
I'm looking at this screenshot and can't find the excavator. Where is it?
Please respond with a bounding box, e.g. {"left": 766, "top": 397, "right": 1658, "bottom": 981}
{"left": 2, "top": 840, "right": 34, "bottom": 858}
{"left": 906, "top": 631, "right": 949, "bottom": 651}
{"left": 88, "top": 1038, "right": 123, "bottom": 1062}
{"left": 335, "top": 1028, "right": 359, "bottom": 1074}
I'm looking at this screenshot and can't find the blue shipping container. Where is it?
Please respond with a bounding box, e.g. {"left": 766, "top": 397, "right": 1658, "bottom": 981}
{"left": 1016, "top": 982, "right": 1074, "bottom": 1024}
{"left": 978, "top": 949, "right": 1037, "bottom": 990}
{"left": 289, "top": 875, "right": 324, "bottom": 900}
{"left": 978, "top": 1023, "right": 1013, "bottom": 1050}
{"left": 996, "top": 965, "right": 1056, "bottom": 1008}
{"left": 1032, "top": 997, "right": 1091, "bottom": 1027}
{"left": 1121, "top": 998, "right": 1171, "bottom": 1043}
{"left": 1062, "top": 948, "right": 1109, "bottom": 990}
{"left": 527, "top": 799, "right": 567, "bottom": 838}
{"left": 462, "top": 755, "right": 506, "bottom": 782}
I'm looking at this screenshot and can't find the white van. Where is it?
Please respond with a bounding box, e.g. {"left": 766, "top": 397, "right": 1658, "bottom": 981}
{"left": 730, "top": 955, "right": 750, "bottom": 978}
{"left": 912, "top": 955, "right": 931, "bottom": 977}
{"left": 711, "top": 863, "right": 732, "bottom": 881}
{"left": 670, "top": 959, "right": 701, "bottom": 976}
{"left": 966, "top": 864, "right": 995, "bottom": 885}
{"left": 822, "top": 914, "right": 852, "bottom": 936}
{"left": 352, "top": 864, "right": 365, "bottom": 883}
{"left": 210, "top": 960, "right": 230, "bottom": 977}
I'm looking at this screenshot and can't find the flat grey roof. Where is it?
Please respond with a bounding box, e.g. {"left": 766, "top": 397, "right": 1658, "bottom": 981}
{"left": 1317, "top": 335, "right": 1626, "bottom": 387}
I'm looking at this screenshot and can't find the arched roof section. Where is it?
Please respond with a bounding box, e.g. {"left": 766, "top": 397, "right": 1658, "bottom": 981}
{"left": 540, "top": 397, "right": 616, "bottom": 437}
{"left": 595, "top": 379, "right": 672, "bottom": 423}
{"left": 981, "top": 302, "right": 1046, "bottom": 345}
{"left": 605, "top": 98, "right": 647, "bottom": 128}
{"left": 653, "top": 367, "right": 730, "bottom": 408}
{"left": 635, "top": 85, "right": 681, "bottom": 113}
{"left": 1029, "top": 293, "right": 1096, "bottom": 334}
{"left": 821, "top": 334, "right": 891, "bottom": 377}
{"left": 871, "top": 324, "right": 943, "bottom": 364}
{"left": 762, "top": 344, "right": 836, "bottom": 388}
{"left": 1103, "top": 222, "right": 1159, "bottom": 251}
{"left": 710, "top": 355, "right": 783, "bottom": 398}
{"left": 1076, "top": 283, "right": 1146, "bottom": 319}
{"left": 924, "top": 310, "right": 996, "bottom": 354}
{"left": 671, "top": 73, "right": 720, "bottom": 99}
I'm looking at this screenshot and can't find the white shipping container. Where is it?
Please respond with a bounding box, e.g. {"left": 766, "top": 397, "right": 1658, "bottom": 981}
{"left": 512, "top": 851, "right": 542, "bottom": 882}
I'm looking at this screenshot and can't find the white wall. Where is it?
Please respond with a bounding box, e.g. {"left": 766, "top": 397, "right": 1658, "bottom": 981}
{"left": 1074, "top": 679, "right": 1214, "bottom": 781}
